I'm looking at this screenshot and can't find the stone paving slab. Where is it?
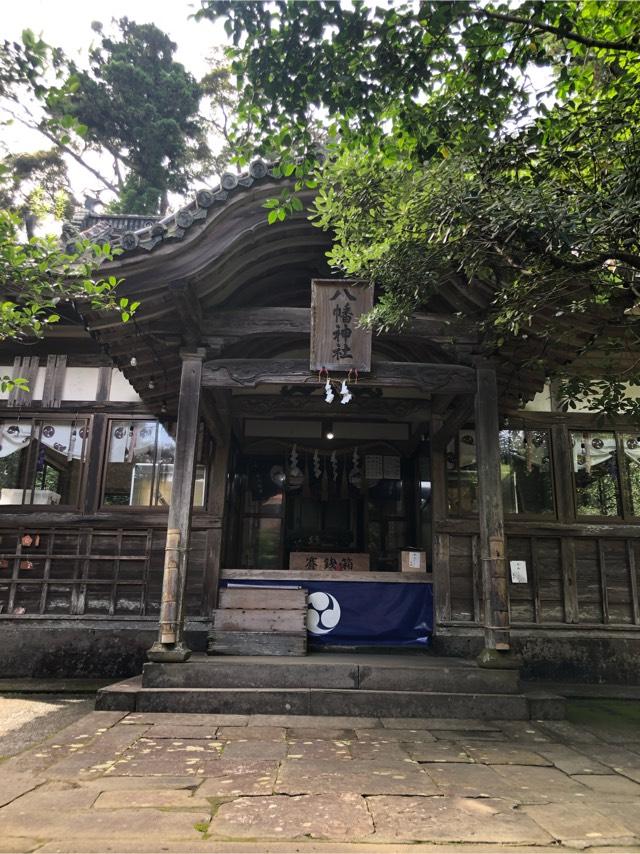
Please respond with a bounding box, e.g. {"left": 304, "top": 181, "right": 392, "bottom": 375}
{"left": 616, "top": 766, "right": 640, "bottom": 783}
{"left": 0, "top": 807, "right": 210, "bottom": 842}
{"left": 424, "top": 762, "right": 521, "bottom": 800}
{"left": 217, "top": 725, "right": 286, "bottom": 741}
{"left": 42, "top": 843, "right": 574, "bottom": 853}
{"left": 197, "top": 760, "right": 279, "bottom": 796}
{"left": 124, "top": 713, "right": 248, "bottom": 726}
{"left": 82, "top": 775, "right": 203, "bottom": 791}
{"left": 286, "top": 726, "right": 356, "bottom": 740}
{"left": 210, "top": 793, "right": 373, "bottom": 840}
{"left": 355, "top": 727, "right": 436, "bottom": 743}
{"left": 0, "top": 773, "right": 46, "bottom": 808}
{"left": 493, "top": 722, "right": 552, "bottom": 743}
{"left": 250, "top": 714, "right": 383, "bottom": 728}
{"left": 534, "top": 744, "right": 612, "bottom": 775}
{"left": 94, "top": 788, "right": 211, "bottom": 809}
{"left": 106, "top": 737, "right": 223, "bottom": 776}
{"left": 1, "top": 712, "right": 131, "bottom": 775}
{"left": 0, "top": 839, "right": 42, "bottom": 853}
{"left": 286, "top": 738, "right": 352, "bottom": 761}
{"left": 434, "top": 729, "right": 508, "bottom": 741}
{"left": 571, "top": 773, "right": 640, "bottom": 798}
{"left": 4, "top": 704, "right": 640, "bottom": 852}
{"left": 143, "top": 723, "right": 220, "bottom": 739}
{"left": 523, "top": 802, "right": 639, "bottom": 848}
{"left": 43, "top": 724, "right": 150, "bottom": 779}
{"left": 381, "top": 718, "right": 500, "bottom": 731}
{"left": 404, "top": 741, "right": 474, "bottom": 763}
{"left": 349, "top": 740, "right": 411, "bottom": 762}
{"left": 277, "top": 758, "right": 439, "bottom": 795}
{"left": 574, "top": 743, "right": 640, "bottom": 770}
{"left": 461, "top": 742, "right": 552, "bottom": 766}
{"left": 536, "top": 720, "right": 601, "bottom": 743}
{"left": 593, "top": 800, "right": 640, "bottom": 836}
{"left": 221, "top": 739, "right": 287, "bottom": 760}
{"left": 491, "top": 764, "right": 593, "bottom": 803}
{"left": 367, "top": 796, "right": 553, "bottom": 844}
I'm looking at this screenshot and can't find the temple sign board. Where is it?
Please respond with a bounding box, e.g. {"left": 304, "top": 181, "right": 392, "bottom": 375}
{"left": 310, "top": 279, "right": 374, "bottom": 373}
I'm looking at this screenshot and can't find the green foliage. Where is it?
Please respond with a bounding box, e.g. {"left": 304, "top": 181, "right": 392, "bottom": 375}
{"left": 0, "top": 29, "right": 63, "bottom": 99}
{"left": 0, "top": 375, "right": 29, "bottom": 394}
{"left": 0, "top": 149, "right": 72, "bottom": 237}
{"left": 199, "top": 0, "right": 640, "bottom": 415}
{"left": 559, "top": 377, "right": 640, "bottom": 420}
{"left": 199, "top": 1, "right": 640, "bottom": 162}
{"left": 0, "top": 208, "right": 135, "bottom": 341}
{"left": 47, "top": 18, "right": 209, "bottom": 214}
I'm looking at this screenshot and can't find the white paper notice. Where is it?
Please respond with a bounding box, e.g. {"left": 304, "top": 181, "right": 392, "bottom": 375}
{"left": 409, "top": 551, "right": 421, "bottom": 569}
{"left": 365, "top": 454, "right": 383, "bottom": 479}
{"left": 383, "top": 455, "right": 402, "bottom": 480}
{"left": 510, "top": 560, "right": 528, "bottom": 583}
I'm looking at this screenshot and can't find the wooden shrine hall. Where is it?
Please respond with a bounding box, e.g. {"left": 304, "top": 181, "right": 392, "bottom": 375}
{"left": 1, "top": 162, "right": 639, "bottom": 715}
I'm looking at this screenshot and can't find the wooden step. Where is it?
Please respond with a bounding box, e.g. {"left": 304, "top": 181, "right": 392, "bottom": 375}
{"left": 209, "top": 586, "right": 308, "bottom": 657}
{"left": 211, "top": 608, "right": 306, "bottom": 633}
{"left": 219, "top": 587, "right": 307, "bottom": 610}
{"left": 208, "top": 630, "right": 307, "bottom": 657}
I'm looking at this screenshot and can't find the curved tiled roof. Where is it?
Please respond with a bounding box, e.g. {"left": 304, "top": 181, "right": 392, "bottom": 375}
{"left": 70, "top": 159, "right": 276, "bottom": 256}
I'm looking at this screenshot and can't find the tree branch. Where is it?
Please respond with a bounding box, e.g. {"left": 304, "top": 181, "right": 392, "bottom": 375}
{"left": 9, "top": 110, "right": 121, "bottom": 195}
{"left": 480, "top": 8, "right": 640, "bottom": 53}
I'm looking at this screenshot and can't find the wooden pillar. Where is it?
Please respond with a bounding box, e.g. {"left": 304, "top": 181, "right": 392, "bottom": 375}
{"left": 429, "top": 416, "right": 451, "bottom": 627}
{"left": 474, "top": 365, "right": 511, "bottom": 657}
{"left": 205, "top": 432, "right": 231, "bottom": 614}
{"left": 148, "top": 350, "right": 204, "bottom": 662}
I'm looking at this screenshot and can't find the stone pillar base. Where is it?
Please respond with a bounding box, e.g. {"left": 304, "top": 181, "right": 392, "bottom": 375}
{"left": 477, "top": 647, "right": 523, "bottom": 670}
{"left": 147, "top": 641, "right": 192, "bottom": 663}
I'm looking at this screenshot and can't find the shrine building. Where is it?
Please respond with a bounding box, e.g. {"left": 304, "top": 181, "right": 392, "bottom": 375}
{"left": 1, "top": 162, "right": 639, "bottom": 715}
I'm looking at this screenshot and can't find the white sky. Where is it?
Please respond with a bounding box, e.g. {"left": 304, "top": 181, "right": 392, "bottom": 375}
{"left": 2, "top": 0, "right": 226, "bottom": 208}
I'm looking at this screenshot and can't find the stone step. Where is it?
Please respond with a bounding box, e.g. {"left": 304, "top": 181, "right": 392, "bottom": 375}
{"left": 96, "top": 680, "right": 563, "bottom": 720}
{"left": 142, "top": 655, "right": 520, "bottom": 694}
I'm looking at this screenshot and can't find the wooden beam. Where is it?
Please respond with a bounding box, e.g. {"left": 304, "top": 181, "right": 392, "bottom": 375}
{"left": 148, "top": 349, "right": 205, "bottom": 662}
{"left": 230, "top": 393, "right": 430, "bottom": 421}
{"left": 200, "top": 389, "right": 231, "bottom": 443}
{"left": 169, "top": 280, "right": 204, "bottom": 348}
{"left": 8, "top": 356, "right": 39, "bottom": 407}
{"left": 432, "top": 395, "right": 474, "bottom": 450}
{"left": 41, "top": 355, "right": 66, "bottom": 408}
{"left": 205, "top": 425, "right": 231, "bottom": 613}
{"left": 202, "top": 359, "right": 475, "bottom": 393}
{"left": 430, "top": 415, "right": 451, "bottom": 626}
{"left": 152, "top": 307, "right": 479, "bottom": 352}
{"left": 474, "top": 365, "right": 511, "bottom": 653}
{"left": 83, "top": 414, "right": 108, "bottom": 514}
{"left": 96, "top": 366, "right": 112, "bottom": 403}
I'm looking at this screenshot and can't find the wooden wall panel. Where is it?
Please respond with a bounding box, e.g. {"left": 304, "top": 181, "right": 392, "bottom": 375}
{"left": 0, "top": 524, "right": 209, "bottom": 620}
{"left": 604, "top": 538, "right": 634, "bottom": 625}
{"left": 575, "top": 539, "right": 604, "bottom": 623}
{"left": 535, "top": 537, "right": 565, "bottom": 623}
{"left": 185, "top": 529, "right": 208, "bottom": 617}
{"left": 506, "top": 537, "right": 536, "bottom": 623}
{"left": 448, "top": 534, "right": 475, "bottom": 621}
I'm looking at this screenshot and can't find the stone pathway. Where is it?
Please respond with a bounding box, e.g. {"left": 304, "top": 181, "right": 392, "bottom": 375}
{"left": 0, "top": 703, "right": 640, "bottom": 852}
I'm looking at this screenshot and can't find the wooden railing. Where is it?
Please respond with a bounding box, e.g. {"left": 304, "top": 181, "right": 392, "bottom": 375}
{"left": 0, "top": 523, "right": 213, "bottom": 619}
{"left": 436, "top": 522, "right": 640, "bottom": 628}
